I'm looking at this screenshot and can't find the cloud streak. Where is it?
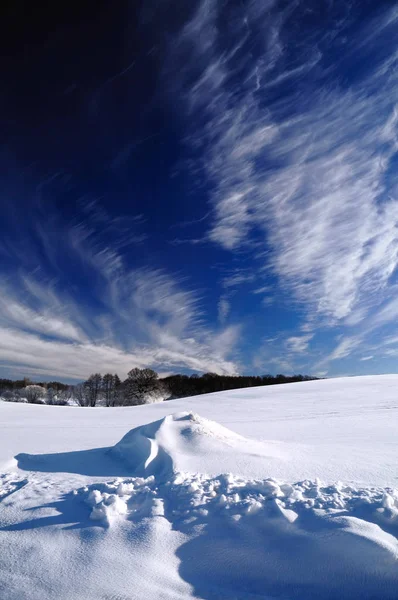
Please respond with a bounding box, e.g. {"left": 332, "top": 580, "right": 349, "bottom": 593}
{"left": 3, "top": 1, "right": 398, "bottom": 381}
{"left": 0, "top": 268, "right": 239, "bottom": 381}
{"left": 0, "top": 195, "right": 239, "bottom": 380}
{"left": 173, "top": 1, "right": 398, "bottom": 328}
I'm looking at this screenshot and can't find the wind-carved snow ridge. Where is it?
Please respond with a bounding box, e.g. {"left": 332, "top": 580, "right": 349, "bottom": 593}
{"left": 109, "top": 411, "right": 245, "bottom": 477}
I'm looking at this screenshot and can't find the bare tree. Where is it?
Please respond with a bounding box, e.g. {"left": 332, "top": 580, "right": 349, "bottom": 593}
{"left": 84, "top": 373, "right": 102, "bottom": 407}
{"left": 74, "top": 383, "right": 88, "bottom": 407}
{"left": 58, "top": 386, "right": 74, "bottom": 405}
{"left": 47, "top": 387, "right": 70, "bottom": 406}
{"left": 1, "top": 390, "right": 20, "bottom": 402}
{"left": 113, "top": 374, "right": 122, "bottom": 405}
{"left": 103, "top": 373, "right": 121, "bottom": 407}
{"left": 24, "top": 385, "right": 46, "bottom": 404}
{"left": 46, "top": 387, "right": 55, "bottom": 405}
{"left": 125, "top": 368, "right": 159, "bottom": 405}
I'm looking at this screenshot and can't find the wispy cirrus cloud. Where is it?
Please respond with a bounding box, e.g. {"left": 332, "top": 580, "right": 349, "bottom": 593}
{"left": 0, "top": 268, "right": 239, "bottom": 381}
{"left": 0, "top": 295, "right": 84, "bottom": 343}
{"left": 4, "top": 1, "right": 398, "bottom": 382}
{"left": 315, "top": 291, "right": 398, "bottom": 370}
{"left": 286, "top": 335, "right": 314, "bottom": 355}
{"left": 221, "top": 269, "right": 256, "bottom": 290}
{"left": 171, "top": 1, "right": 398, "bottom": 330}
{"left": 217, "top": 297, "right": 230, "bottom": 324}
{"left": 0, "top": 195, "right": 239, "bottom": 381}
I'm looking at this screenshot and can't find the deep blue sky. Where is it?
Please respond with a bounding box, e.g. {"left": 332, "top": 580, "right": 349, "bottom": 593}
{"left": 1, "top": 0, "right": 398, "bottom": 382}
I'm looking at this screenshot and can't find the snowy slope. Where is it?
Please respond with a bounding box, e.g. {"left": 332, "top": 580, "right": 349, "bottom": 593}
{"left": 1, "top": 376, "right": 398, "bottom": 599}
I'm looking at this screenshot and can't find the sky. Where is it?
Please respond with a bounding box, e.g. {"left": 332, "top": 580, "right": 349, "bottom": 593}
{"left": 2, "top": 0, "right": 398, "bottom": 382}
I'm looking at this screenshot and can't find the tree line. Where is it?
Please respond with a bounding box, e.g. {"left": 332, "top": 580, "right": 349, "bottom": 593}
{"left": 0, "top": 369, "right": 165, "bottom": 407}
{"left": 0, "top": 370, "right": 318, "bottom": 406}
{"left": 163, "top": 372, "right": 318, "bottom": 398}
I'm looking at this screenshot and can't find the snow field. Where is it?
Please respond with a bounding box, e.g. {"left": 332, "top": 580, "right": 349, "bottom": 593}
{"left": 1, "top": 377, "right": 398, "bottom": 599}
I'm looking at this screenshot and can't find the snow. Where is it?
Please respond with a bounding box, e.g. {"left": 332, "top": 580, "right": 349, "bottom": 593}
{"left": 110, "top": 411, "right": 279, "bottom": 478}
{"left": 1, "top": 375, "right": 398, "bottom": 599}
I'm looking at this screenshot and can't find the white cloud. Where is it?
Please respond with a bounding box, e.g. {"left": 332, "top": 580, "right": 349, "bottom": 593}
{"left": 0, "top": 265, "right": 240, "bottom": 381}
{"left": 174, "top": 1, "right": 398, "bottom": 330}
{"left": 210, "top": 325, "right": 240, "bottom": 359}
{"left": 325, "top": 336, "right": 362, "bottom": 363}
{"left": 261, "top": 296, "right": 274, "bottom": 307}
{"left": 286, "top": 335, "right": 313, "bottom": 354}
{"left": 4, "top": 303, "right": 83, "bottom": 342}
{"left": 0, "top": 180, "right": 244, "bottom": 380}
{"left": 0, "top": 279, "right": 85, "bottom": 342}
{"left": 266, "top": 356, "right": 295, "bottom": 374}
{"left": 382, "top": 335, "right": 398, "bottom": 347}
{"left": 0, "top": 189, "right": 243, "bottom": 380}
{"left": 222, "top": 269, "right": 255, "bottom": 289}
{"left": 253, "top": 286, "right": 272, "bottom": 295}
{"left": 0, "top": 327, "right": 146, "bottom": 381}
{"left": 368, "top": 297, "right": 398, "bottom": 331}
{"left": 217, "top": 297, "right": 230, "bottom": 324}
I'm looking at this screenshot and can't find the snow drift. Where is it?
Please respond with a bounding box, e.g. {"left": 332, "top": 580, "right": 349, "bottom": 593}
{"left": 110, "top": 411, "right": 260, "bottom": 476}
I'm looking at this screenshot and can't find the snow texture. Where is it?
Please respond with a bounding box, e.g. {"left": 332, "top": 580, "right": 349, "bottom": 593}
{"left": 1, "top": 376, "right": 398, "bottom": 599}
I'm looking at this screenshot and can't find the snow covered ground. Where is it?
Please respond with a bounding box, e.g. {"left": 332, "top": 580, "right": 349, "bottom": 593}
{"left": 1, "top": 375, "right": 398, "bottom": 599}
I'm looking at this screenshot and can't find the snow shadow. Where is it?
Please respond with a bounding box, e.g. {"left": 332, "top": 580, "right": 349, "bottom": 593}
{"left": 154, "top": 475, "right": 398, "bottom": 600}
{"left": 0, "top": 491, "right": 96, "bottom": 532}
{"left": 0, "top": 477, "right": 28, "bottom": 502}
{"left": 15, "top": 447, "right": 131, "bottom": 477}
{"left": 174, "top": 503, "right": 398, "bottom": 600}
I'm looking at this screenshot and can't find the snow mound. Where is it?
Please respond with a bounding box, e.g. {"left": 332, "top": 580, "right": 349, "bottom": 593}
{"left": 110, "top": 412, "right": 247, "bottom": 477}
